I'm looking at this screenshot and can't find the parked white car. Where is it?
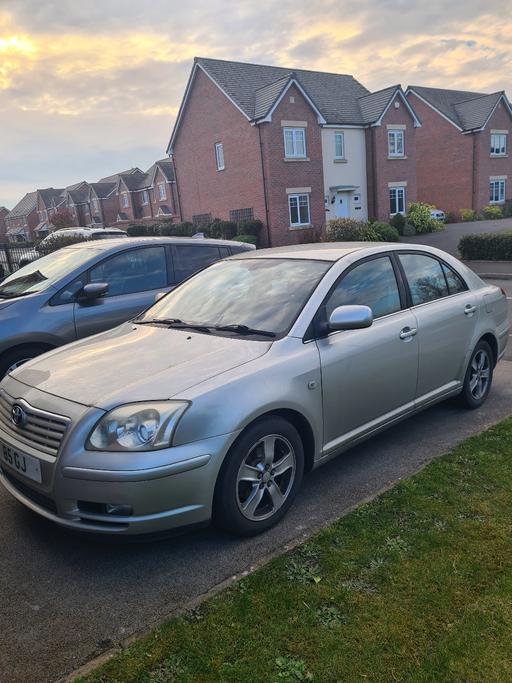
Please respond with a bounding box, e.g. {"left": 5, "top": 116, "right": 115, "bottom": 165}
{"left": 430, "top": 209, "right": 446, "bottom": 221}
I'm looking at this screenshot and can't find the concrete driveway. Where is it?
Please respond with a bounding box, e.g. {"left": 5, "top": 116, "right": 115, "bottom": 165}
{"left": 1, "top": 360, "right": 511, "bottom": 683}
{"left": 401, "top": 217, "right": 512, "bottom": 257}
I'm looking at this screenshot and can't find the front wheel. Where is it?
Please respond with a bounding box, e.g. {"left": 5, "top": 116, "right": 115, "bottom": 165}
{"left": 0, "top": 345, "right": 50, "bottom": 380}
{"left": 459, "top": 340, "right": 494, "bottom": 409}
{"left": 214, "top": 416, "right": 304, "bottom": 536}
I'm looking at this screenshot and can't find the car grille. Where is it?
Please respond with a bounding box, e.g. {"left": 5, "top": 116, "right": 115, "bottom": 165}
{"left": 0, "top": 390, "right": 70, "bottom": 457}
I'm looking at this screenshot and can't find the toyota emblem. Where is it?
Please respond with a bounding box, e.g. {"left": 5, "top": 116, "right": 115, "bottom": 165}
{"left": 11, "top": 404, "right": 27, "bottom": 427}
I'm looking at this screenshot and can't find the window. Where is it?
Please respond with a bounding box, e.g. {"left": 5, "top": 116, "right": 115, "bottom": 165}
{"left": 229, "top": 207, "right": 254, "bottom": 222}
{"left": 490, "top": 133, "right": 507, "bottom": 156}
{"left": 89, "top": 247, "right": 167, "bottom": 297}
{"left": 174, "top": 245, "right": 222, "bottom": 282}
{"left": 389, "top": 187, "right": 406, "bottom": 215}
{"left": 388, "top": 130, "right": 404, "bottom": 157}
{"left": 283, "top": 127, "right": 306, "bottom": 158}
{"left": 215, "top": 142, "right": 224, "bottom": 170}
{"left": 325, "top": 257, "right": 401, "bottom": 320}
{"left": 158, "top": 183, "right": 166, "bottom": 200}
{"left": 92, "top": 198, "right": 99, "bottom": 212}
{"left": 334, "top": 132, "right": 345, "bottom": 159}
{"left": 399, "top": 253, "right": 449, "bottom": 305}
{"left": 121, "top": 193, "right": 129, "bottom": 208}
{"left": 192, "top": 212, "right": 212, "bottom": 228}
{"left": 288, "top": 194, "right": 310, "bottom": 227}
{"left": 141, "top": 190, "right": 149, "bottom": 205}
{"left": 490, "top": 179, "right": 505, "bottom": 203}
{"left": 441, "top": 263, "right": 467, "bottom": 295}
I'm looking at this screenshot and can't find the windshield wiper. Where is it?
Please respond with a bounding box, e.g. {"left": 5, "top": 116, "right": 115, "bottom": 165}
{"left": 213, "top": 324, "right": 276, "bottom": 338}
{"left": 134, "top": 318, "right": 212, "bottom": 334}
{"left": 0, "top": 290, "right": 36, "bottom": 299}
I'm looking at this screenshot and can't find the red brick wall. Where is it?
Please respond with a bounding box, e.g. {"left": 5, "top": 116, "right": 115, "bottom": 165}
{"left": 407, "top": 92, "right": 474, "bottom": 215}
{"left": 150, "top": 168, "right": 177, "bottom": 220}
{"left": 0, "top": 209, "right": 8, "bottom": 240}
{"left": 173, "top": 68, "right": 266, "bottom": 233}
{"left": 370, "top": 94, "right": 418, "bottom": 221}
{"left": 258, "top": 83, "right": 325, "bottom": 246}
{"left": 474, "top": 102, "right": 512, "bottom": 210}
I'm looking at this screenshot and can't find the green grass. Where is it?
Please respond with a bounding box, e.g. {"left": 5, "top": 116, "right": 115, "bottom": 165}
{"left": 77, "top": 418, "right": 512, "bottom": 683}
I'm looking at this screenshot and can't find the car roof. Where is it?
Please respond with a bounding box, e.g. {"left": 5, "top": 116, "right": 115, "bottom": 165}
{"left": 61, "top": 236, "right": 252, "bottom": 252}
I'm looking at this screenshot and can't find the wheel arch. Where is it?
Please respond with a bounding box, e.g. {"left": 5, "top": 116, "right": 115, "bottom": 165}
{"left": 479, "top": 332, "right": 498, "bottom": 367}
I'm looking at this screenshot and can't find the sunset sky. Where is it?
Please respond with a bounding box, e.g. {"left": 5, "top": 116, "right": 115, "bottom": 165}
{"left": 1, "top": 0, "right": 511, "bottom": 208}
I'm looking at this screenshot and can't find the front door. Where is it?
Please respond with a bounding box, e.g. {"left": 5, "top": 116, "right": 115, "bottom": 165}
{"left": 334, "top": 192, "right": 350, "bottom": 218}
{"left": 315, "top": 255, "right": 418, "bottom": 454}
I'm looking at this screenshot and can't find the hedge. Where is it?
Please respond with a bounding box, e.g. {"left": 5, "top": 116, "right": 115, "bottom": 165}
{"left": 458, "top": 232, "right": 512, "bottom": 260}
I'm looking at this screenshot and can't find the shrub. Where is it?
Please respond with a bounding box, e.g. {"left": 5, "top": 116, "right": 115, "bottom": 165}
{"left": 402, "top": 223, "right": 416, "bottom": 236}
{"left": 237, "top": 218, "right": 263, "bottom": 237}
{"left": 326, "top": 218, "right": 379, "bottom": 242}
{"left": 161, "top": 221, "right": 196, "bottom": 237}
{"left": 445, "top": 211, "right": 458, "bottom": 224}
{"left": 482, "top": 205, "right": 503, "bottom": 220}
{"left": 36, "top": 234, "right": 90, "bottom": 255}
{"left": 460, "top": 208, "right": 477, "bottom": 222}
{"left": 209, "top": 219, "right": 238, "bottom": 240}
{"left": 458, "top": 232, "right": 512, "bottom": 260}
{"left": 389, "top": 212, "right": 406, "bottom": 235}
{"left": 295, "top": 226, "right": 324, "bottom": 244}
{"left": 406, "top": 202, "right": 441, "bottom": 234}
{"left": 126, "top": 223, "right": 160, "bottom": 237}
{"left": 372, "top": 222, "right": 400, "bottom": 242}
{"left": 502, "top": 199, "right": 512, "bottom": 218}
{"left": 232, "top": 234, "right": 257, "bottom": 245}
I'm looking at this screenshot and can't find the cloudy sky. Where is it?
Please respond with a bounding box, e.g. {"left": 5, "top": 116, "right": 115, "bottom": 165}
{"left": 1, "top": 0, "right": 511, "bottom": 208}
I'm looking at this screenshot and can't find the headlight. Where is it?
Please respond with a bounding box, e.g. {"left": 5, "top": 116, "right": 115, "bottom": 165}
{"left": 86, "top": 401, "right": 189, "bottom": 452}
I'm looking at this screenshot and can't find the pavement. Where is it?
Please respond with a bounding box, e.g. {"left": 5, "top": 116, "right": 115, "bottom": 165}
{"left": 1, "top": 359, "right": 512, "bottom": 682}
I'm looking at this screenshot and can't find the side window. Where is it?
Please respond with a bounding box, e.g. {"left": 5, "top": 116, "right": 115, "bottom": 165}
{"left": 50, "top": 275, "right": 86, "bottom": 306}
{"left": 219, "top": 246, "right": 231, "bottom": 258}
{"left": 441, "top": 263, "right": 467, "bottom": 295}
{"left": 399, "top": 253, "right": 449, "bottom": 305}
{"left": 174, "top": 245, "right": 221, "bottom": 282}
{"left": 325, "top": 256, "right": 402, "bottom": 320}
{"left": 89, "top": 247, "right": 167, "bottom": 297}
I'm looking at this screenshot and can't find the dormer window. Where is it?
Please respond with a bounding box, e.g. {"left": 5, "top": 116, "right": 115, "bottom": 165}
{"left": 158, "top": 182, "right": 166, "bottom": 200}
{"left": 490, "top": 133, "right": 507, "bottom": 156}
{"left": 388, "top": 130, "right": 404, "bottom": 157}
{"left": 283, "top": 127, "right": 306, "bottom": 158}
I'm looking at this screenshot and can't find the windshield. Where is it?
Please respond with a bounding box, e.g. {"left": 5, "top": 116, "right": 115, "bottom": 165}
{"left": 137, "top": 258, "right": 331, "bottom": 337}
{"left": 0, "top": 248, "right": 102, "bottom": 298}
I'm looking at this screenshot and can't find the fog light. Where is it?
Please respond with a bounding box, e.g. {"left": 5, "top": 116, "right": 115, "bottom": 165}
{"left": 105, "top": 504, "right": 133, "bottom": 516}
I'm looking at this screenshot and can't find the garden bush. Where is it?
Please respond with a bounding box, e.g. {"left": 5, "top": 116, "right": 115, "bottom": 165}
{"left": 482, "top": 205, "right": 503, "bottom": 220}
{"left": 502, "top": 200, "right": 512, "bottom": 218}
{"left": 372, "top": 222, "right": 400, "bottom": 242}
{"left": 209, "top": 219, "right": 238, "bottom": 240}
{"left": 402, "top": 223, "right": 416, "bottom": 236}
{"left": 390, "top": 212, "right": 406, "bottom": 234}
{"left": 460, "top": 208, "right": 477, "bottom": 222}
{"left": 36, "top": 234, "right": 90, "bottom": 254}
{"left": 406, "top": 202, "right": 442, "bottom": 234}
{"left": 445, "top": 211, "right": 458, "bottom": 224}
{"left": 126, "top": 223, "right": 161, "bottom": 237}
{"left": 458, "top": 232, "right": 512, "bottom": 260}
{"left": 232, "top": 234, "right": 257, "bottom": 245}
{"left": 326, "top": 218, "right": 379, "bottom": 242}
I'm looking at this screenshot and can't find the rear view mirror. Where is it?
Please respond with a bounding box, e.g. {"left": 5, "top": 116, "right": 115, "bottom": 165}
{"left": 328, "top": 305, "right": 373, "bottom": 331}
{"left": 78, "top": 282, "right": 109, "bottom": 302}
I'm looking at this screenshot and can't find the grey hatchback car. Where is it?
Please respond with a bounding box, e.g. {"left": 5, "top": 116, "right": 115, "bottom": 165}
{"left": 0, "top": 243, "right": 508, "bottom": 537}
{"left": 0, "top": 236, "right": 254, "bottom": 377}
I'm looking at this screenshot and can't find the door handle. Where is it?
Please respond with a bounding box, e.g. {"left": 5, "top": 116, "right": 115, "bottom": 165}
{"left": 399, "top": 326, "right": 417, "bottom": 340}
{"left": 464, "top": 304, "right": 477, "bottom": 316}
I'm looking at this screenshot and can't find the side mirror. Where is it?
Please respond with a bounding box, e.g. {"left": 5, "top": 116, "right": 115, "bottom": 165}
{"left": 328, "top": 305, "right": 373, "bottom": 331}
{"left": 78, "top": 282, "right": 109, "bottom": 302}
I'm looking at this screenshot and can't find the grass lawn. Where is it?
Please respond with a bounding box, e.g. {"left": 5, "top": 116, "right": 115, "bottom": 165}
{"left": 77, "top": 417, "right": 512, "bottom": 683}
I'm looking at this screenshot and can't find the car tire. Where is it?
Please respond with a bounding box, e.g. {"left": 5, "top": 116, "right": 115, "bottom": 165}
{"left": 458, "top": 340, "right": 494, "bottom": 409}
{"left": 0, "top": 345, "right": 51, "bottom": 380}
{"left": 213, "top": 416, "right": 304, "bottom": 536}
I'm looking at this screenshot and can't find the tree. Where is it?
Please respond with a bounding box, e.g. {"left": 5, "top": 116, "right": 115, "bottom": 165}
{"left": 50, "top": 209, "right": 74, "bottom": 230}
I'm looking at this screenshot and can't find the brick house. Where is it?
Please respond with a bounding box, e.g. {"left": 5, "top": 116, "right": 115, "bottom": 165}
{"left": 88, "top": 182, "right": 118, "bottom": 227}
{"left": 5, "top": 192, "right": 38, "bottom": 241}
{"left": 60, "top": 182, "right": 91, "bottom": 226}
{"left": 406, "top": 86, "right": 512, "bottom": 215}
{"left": 115, "top": 160, "right": 178, "bottom": 225}
{"left": 0, "top": 207, "right": 9, "bottom": 241}
{"left": 168, "top": 57, "right": 421, "bottom": 245}
{"left": 35, "top": 188, "right": 64, "bottom": 237}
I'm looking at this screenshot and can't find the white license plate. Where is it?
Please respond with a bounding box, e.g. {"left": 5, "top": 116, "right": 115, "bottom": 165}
{"left": 1, "top": 441, "right": 42, "bottom": 484}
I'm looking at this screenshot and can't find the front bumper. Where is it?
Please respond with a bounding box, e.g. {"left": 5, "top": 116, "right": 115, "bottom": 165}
{"left": 0, "top": 377, "right": 236, "bottom": 535}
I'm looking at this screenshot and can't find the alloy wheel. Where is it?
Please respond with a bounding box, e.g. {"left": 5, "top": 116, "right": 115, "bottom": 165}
{"left": 469, "top": 349, "right": 490, "bottom": 400}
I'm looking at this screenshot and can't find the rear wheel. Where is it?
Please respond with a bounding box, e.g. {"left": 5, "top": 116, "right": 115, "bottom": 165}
{"left": 0, "top": 345, "right": 52, "bottom": 379}
{"left": 459, "top": 340, "right": 494, "bottom": 409}
{"left": 214, "top": 416, "right": 304, "bottom": 536}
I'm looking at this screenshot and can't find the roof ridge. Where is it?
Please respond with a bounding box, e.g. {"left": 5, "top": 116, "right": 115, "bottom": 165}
{"left": 254, "top": 73, "right": 294, "bottom": 91}
{"left": 358, "top": 84, "right": 400, "bottom": 100}
{"left": 195, "top": 55, "right": 357, "bottom": 80}
{"left": 453, "top": 90, "right": 503, "bottom": 107}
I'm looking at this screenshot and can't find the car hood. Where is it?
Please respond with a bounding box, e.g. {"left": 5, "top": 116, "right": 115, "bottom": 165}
{"left": 12, "top": 323, "right": 272, "bottom": 409}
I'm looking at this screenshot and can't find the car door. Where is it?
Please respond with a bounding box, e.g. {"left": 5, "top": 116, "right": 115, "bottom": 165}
{"left": 314, "top": 254, "right": 419, "bottom": 453}
{"left": 73, "top": 245, "right": 171, "bottom": 339}
{"left": 397, "top": 252, "right": 478, "bottom": 404}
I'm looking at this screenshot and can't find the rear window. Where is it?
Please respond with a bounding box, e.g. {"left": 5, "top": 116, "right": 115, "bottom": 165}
{"left": 173, "top": 245, "right": 222, "bottom": 282}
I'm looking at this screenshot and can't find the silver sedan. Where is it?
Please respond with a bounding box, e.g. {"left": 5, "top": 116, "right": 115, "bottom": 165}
{"left": 0, "top": 243, "right": 509, "bottom": 536}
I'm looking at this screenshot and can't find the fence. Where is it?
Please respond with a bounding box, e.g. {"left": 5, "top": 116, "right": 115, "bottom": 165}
{"left": 0, "top": 242, "right": 39, "bottom": 279}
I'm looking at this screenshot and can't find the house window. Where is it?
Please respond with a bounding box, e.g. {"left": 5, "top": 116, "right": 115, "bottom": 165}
{"left": 141, "top": 190, "right": 149, "bottom": 205}
{"left": 215, "top": 142, "right": 225, "bottom": 170}
{"left": 229, "top": 208, "right": 254, "bottom": 223}
{"left": 283, "top": 127, "right": 306, "bottom": 158}
{"left": 192, "top": 212, "right": 212, "bottom": 228}
{"left": 334, "top": 132, "right": 345, "bottom": 159}
{"left": 490, "top": 179, "right": 505, "bottom": 203}
{"left": 389, "top": 187, "right": 406, "bottom": 215}
{"left": 490, "top": 133, "right": 507, "bottom": 156}
{"left": 388, "top": 130, "right": 404, "bottom": 157}
{"left": 92, "top": 198, "right": 99, "bottom": 211}
{"left": 121, "top": 193, "right": 129, "bottom": 208}
{"left": 158, "top": 182, "right": 166, "bottom": 200}
{"left": 288, "top": 193, "right": 310, "bottom": 227}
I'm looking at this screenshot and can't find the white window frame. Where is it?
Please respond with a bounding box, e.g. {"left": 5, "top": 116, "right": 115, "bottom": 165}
{"left": 490, "top": 133, "right": 507, "bottom": 157}
{"left": 121, "top": 192, "right": 129, "bottom": 208}
{"left": 215, "top": 142, "right": 225, "bottom": 171}
{"left": 158, "top": 182, "right": 166, "bottom": 200}
{"left": 141, "top": 190, "right": 149, "bottom": 205}
{"left": 334, "top": 131, "right": 345, "bottom": 160}
{"left": 389, "top": 186, "right": 406, "bottom": 215}
{"left": 283, "top": 127, "right": 306, "bottom": 158}
{"left": 288, "top": 193, "right": 311, "bottom": 228}
{"left": 92, "top": 198, "right": 99, "bottom": 211}
{"left": 489, "top": 179, "right": 505, "bottom": 204}
{"left": 388, "top": 130, "right": 405, "bottom": 158}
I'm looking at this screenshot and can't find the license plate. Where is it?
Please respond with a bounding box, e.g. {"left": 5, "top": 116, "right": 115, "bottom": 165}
{"left": 1, "top": 442, "right": 42, "bottom": 484}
